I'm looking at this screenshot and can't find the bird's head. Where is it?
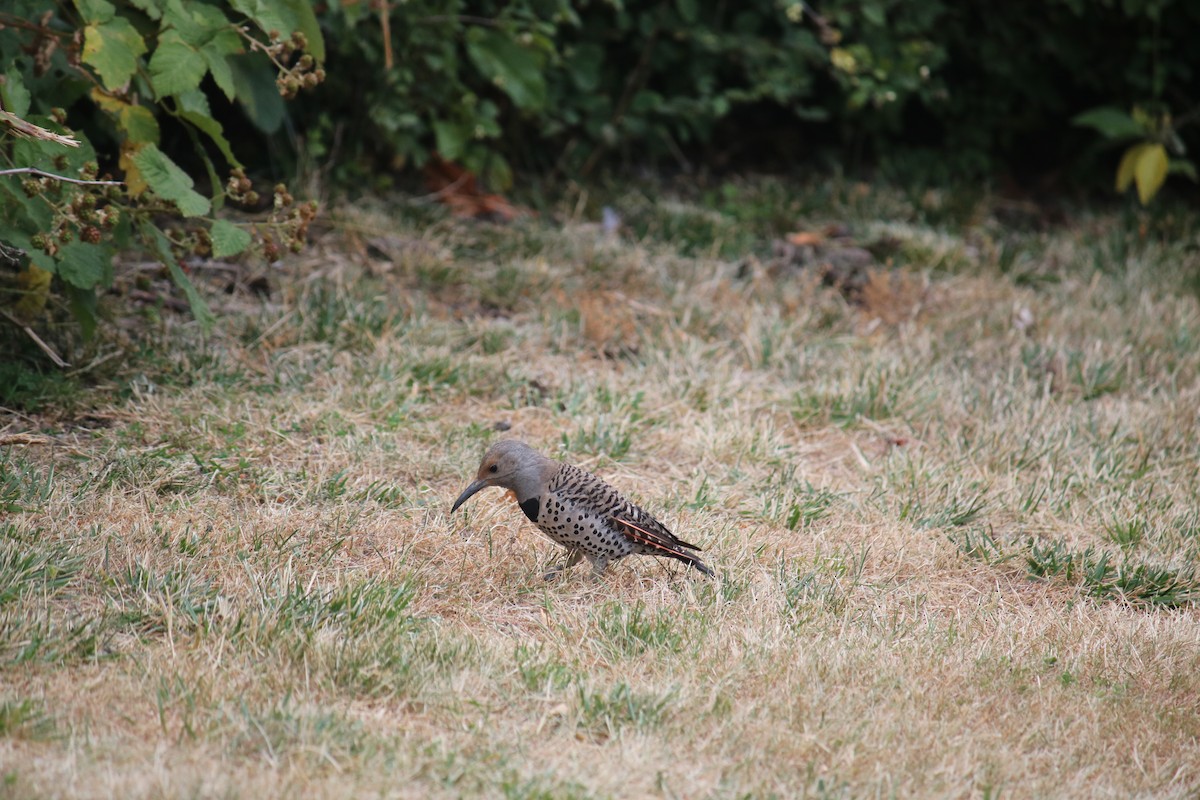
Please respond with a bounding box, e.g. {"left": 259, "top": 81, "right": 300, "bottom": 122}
{"left": 450, "top": 440, "right": 552, "bottom": 512}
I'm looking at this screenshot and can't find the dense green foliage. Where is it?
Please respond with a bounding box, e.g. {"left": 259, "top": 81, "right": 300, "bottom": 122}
{"left": 300, "top": 0, "right": 1199, "bottom": 187}
{"left": 1, "top": 0, "right": 322, "bottom": 337}
{"left": 2, "top": 0, "right": 1198, "bottom": 345}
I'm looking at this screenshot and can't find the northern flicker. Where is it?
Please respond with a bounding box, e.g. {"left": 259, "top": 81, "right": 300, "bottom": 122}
{"left": 450, "top": 440, "right": 714, "bottom": 579}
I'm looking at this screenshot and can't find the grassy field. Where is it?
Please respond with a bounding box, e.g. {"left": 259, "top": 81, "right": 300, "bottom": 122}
{"left": 2, "top": 178, "right": 1199, "bottom": 799}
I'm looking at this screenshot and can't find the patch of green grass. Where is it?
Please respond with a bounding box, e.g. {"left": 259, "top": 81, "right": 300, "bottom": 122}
{"left": 758, "top": 480, "right": 840, "bottom": 531}
{"left": 948, "top": 527, "right": 1010, "bottom": 565}
{"left": 592, "top": 601, "right": 683, "bottom": 659}
{"left": 107, "top": 560, "right": 220, "bottom": 636}
{"left": 1103, "top": 517, "right": 1148, "bottom": 550}
{"left": 232, "top": 573, "right": 457, "bottom": 697}
{"left": 1025, "top": 538, "right": 1200, "bottom": 607}
{"left": 904, "top": 482, "right": 990, "bottom": 529}
{"left": 0, "top": 536, "right": 83, "bottom": 605}
{"left": 0, "top": 698, "right": 55, "bottom": 741}
{"left": 0, "top": 360, "right": 80, "bottom": 412}
{"left": 781, "top": 548, "right": 868, "bottom": 623}
{"left": 557, "top": 386, "right": 650, "bottom": 462}
{"left": 575, "top": 681, "right": 674, "bottom": 741}
{"left": 224, "top": 699, "right": 370, "bottom": 766}
{"left": 497, "top": 772, "right": 599, "bottom": 800}
{"left": 514, "top": 645, "right": 576, "bottom": 693}
{"left": 0, "top": 452, "right": 56, "bottom": 514}
{"left": 796, "top": 364, "right": 928, "bottom": 427}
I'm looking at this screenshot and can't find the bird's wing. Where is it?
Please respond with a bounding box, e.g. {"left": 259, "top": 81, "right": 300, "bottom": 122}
{"left": 611, "top": 507, "right": 704, "bottom": 559}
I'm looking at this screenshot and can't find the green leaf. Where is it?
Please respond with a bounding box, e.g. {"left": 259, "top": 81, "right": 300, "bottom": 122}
{"left": 126, "top": 0, "right": 163, "bottom": 21}
{"left": 210, "top": 219, "right": 252, "bottom": 258}
{"left": 1133, "top": 143, "right": 1168, "bottom": 205}
{"left": 122, "top": 104, "right": 161, "bottom": 143}
{"left": 2, "top": 68, "right": 32, "bottom": 118}
{"left": 149, "top": 33, "right": 207, "bottom": 98}
{"left": 176, "top": 89, "right": 239, "bottom": 164}
{"left": 132, "top": 143, "right": 211, "bottom": 216}
{"left": 143, "top": 221, "right": 215, "bottom": 329}
{"left": 203, "top": 44, "right": 240, "bottom": 101}
{"left": 82, "top": 15, "right": 148, "bottom": 90}
{"left": 74, "top": 0, "right": 115, "bottom": 23}
{"left": 1072, "top": 106, "right": 1145, "bottom": 141}
{"left": 64, "top": 284, "right": 99, "bottom": 341}
{"left": 278, "top": 0, "right": 325, "bottom": 62}
{"left": 1168, "top": 159, "right": 1197, "bottom": 180}
{"left": 466, "top": 29, "right": 547, "bottom": 111}
{"left": 228, "top": 53, "right": 285, "bottom": 134}
{"left": 54, "top": 241, "right": 112, "bottom": 290}
{"left": 432, "top": 119, "right": 469, "bottom": 160}
{"left": 227, "top": 0, "right": 324, "bottom": 62}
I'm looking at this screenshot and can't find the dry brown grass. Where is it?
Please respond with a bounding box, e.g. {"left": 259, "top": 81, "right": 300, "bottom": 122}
{"left": 2, "top": 182, "right": 1200, "bottom": 798}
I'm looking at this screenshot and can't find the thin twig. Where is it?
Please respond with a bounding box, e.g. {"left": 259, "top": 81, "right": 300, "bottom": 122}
{"left": 378, "top": 0, "right": 394, "bottom": 70}
{"left": 0, "top": 309, "right": 70, "bottom": 367}
{"left": 0, "top": 167, "right": 123, "bottom": 186}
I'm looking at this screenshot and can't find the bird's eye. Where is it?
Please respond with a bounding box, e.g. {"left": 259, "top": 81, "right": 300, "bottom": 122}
{"left": 488, "top": 464, "right": 498, "bottom": 473}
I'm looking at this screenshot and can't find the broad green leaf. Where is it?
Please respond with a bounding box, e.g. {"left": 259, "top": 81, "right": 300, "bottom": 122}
{"left": 65, "top": 284, "right": 99, "bottom": 341}
{"left": 149, "top": 33, "right": 207, "bottom": 97}
{"left": 1072, "top": 106, "right": 1144, "bottom": 141}
{"left": 132, "top": 143, "right": 211, "bottom": 216}
{"left": 227, "top": 0, "right": 324, "bottom": 61}
{"left": 92, "top": 88, "right": 161, "bottom": 143}
{"left": 180, "top": 110, "right": 240, "bottom": 167}
{"left": 210, "top": 219, "right": 252, "bottom": 258}
{"left": 2, "top": 68, "right": 32, "bottom": 118}
{"left": 676, "top": 0, "right": 698, "bottom": 23}
{"left": 122, "top": 104, "right": 161, "bottom": 143}
{"left": 54, "top": 241, "right": 112, "bottom": 290}
{"left": 432, "top": 119, "right": 469, "bottom": 160}
{"left": 278, "top": 0, "right": 325, "bottom": 62}
{"left": 228, "top": 53, "right": 285, "bottom": 134}
{"left": 203, "top": 41, "right": 241, "bottom": 101}
{"left": 466, "top": 29, "right": 547, "bottom": 111}
{"left": 1134, "top": 142, "right": 1168, "bottom": 205}
{"left": 143, "top": 221, "right": 215, "bottom": 329}
{"left": 861, "top": 2, "right": 886, "bottom": 26}
{"left": 74, "top": 0, "right": 115, "bottom": 23}
{"left": 82, "top": 16, "right": 148, "bottom": 89}
{"left": 567, "top": 44, "right": 603, "bottom": 92}
{"left": 127, "top": 0, "right": 163, "bottom": 20}
{"left": 1168, "top": 159, "right": 1197, "bottom": 180}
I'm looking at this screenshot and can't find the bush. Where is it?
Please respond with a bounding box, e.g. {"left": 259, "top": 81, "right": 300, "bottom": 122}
{"left": 1, "top": 0, "right": 323, "bottom": 339}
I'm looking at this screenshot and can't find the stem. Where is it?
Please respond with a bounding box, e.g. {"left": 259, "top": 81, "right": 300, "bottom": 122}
{"left": 0, "top": 167, "right": 123, "bottom": 187}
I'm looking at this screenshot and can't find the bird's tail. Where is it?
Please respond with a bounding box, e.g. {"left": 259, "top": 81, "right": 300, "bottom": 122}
{"left": 614, "top": 516, "right": 715, "bottom": 578}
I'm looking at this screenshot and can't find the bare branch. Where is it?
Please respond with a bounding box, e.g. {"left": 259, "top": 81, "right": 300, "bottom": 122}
{"left": 0, "top": 167, "right": 123, "bottom": 187}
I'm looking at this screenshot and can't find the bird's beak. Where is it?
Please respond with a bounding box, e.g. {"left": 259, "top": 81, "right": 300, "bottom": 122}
{"left": 451, "top": 479, "right": 488, "bottom": 513}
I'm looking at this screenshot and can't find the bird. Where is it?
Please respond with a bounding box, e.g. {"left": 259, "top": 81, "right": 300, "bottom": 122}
{"left": 450, "top": 440, "right": 714, "bottom": 579}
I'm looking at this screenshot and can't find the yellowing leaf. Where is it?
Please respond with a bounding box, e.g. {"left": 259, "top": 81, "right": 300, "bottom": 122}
{"left": 1116, "top": 143, "right": 1148, "bottom": 194}
{"left": 90, "top": 88, "right": 161, "bottom": 144}
{"left": 1134, "top": 143, "right": 1168, "bottom": 205}
{"left": 15, "top": 264, "right": 53, "bottom": 318}
{"left": 1116, "top": 142, "right": 1170, "bottom": 205}
{"left": 81, "top": 16, "right": 147, "bottom": 90}
{"left": 121, "top": 141, "right": 149, "bottom": 196}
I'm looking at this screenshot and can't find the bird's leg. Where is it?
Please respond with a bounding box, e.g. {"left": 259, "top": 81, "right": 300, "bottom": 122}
{"left": 543, "top": 549, "right": 582, "bottom": 581}
{"left": 589, "top": 555, "right": 610, "bottom": 579}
